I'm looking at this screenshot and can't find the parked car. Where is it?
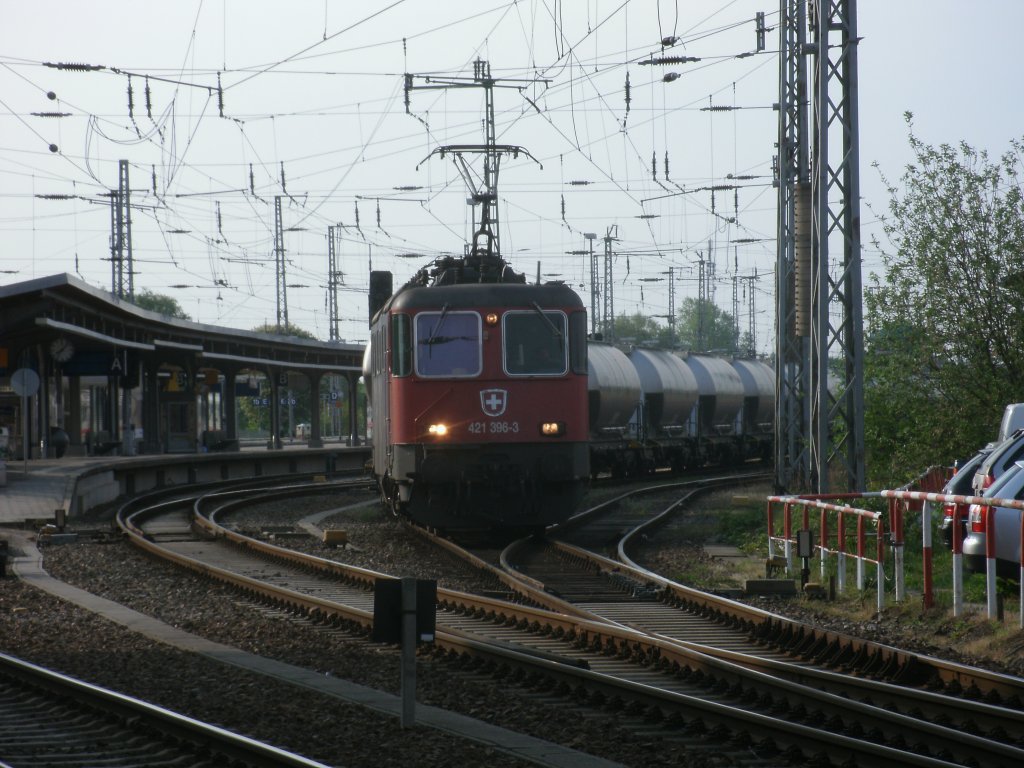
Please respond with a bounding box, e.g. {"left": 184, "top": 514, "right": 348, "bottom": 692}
{"left": 936, "top": 449, "right": 991, "bottom": 548}
{"left": 997, "top": 403, "right": 1024, "bottom": 443}
{"left": 972, "top": 428, "right": 1024, "bottom": 495}
{"left": 963, "top": 460, "right": 1024, "bottom": 578}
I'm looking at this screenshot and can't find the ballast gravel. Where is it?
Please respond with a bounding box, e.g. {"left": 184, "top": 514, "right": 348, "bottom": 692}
{"left": 3, "top": 488, "right": 1021, "bottom": 767}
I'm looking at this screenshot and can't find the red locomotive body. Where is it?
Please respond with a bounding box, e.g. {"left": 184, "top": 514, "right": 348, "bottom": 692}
{"left": 366, "top": 264, "right": 590, "bottom": 533}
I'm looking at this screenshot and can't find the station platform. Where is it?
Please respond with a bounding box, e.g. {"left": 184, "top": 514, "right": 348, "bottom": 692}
{"left": 0, "top": 457, "right": 90, "bottom": 525}
{"left": 0, "top": 441, "right": 367, "bottom": 526}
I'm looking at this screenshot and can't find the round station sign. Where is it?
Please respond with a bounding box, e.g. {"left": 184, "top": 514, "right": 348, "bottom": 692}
{"left": 11, "top": 367, "right": 40, "bottom": 397}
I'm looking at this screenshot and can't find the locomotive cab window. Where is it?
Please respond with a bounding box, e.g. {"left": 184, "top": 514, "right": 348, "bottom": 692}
{"left": 503, "top": 309, "right": 568, "bottom": 375}
{"left": 391, "top": 314, "right": 412, "bottom": 376}
{"left": 414, "top": 310, "right": 482, "bottom": 377}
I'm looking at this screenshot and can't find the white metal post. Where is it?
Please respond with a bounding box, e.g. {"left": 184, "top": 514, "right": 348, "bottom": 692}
{"left": 952, "top": 552, "right": 963, "bottom": 617}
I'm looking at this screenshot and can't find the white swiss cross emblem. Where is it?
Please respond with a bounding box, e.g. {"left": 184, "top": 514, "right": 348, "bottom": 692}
{"left": 480, "top": 388, "right": 508, "bottom": 417}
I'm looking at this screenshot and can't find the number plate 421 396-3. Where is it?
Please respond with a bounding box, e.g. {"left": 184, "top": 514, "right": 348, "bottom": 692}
{"left": 468, "top": 421, "right": 520, "bottom": 435}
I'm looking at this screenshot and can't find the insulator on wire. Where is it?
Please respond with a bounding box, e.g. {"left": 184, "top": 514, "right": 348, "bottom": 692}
{"left": 664, "top": 152, "right": 670, "bottom": 180}
{"left": 151, "top": 165, "right": 157, "bottom": 196}
{"left": 652, "top": 152, "right": 657, "bottom": 181}
{"left": 249, "top": 164, "right": 255, "bottom": 195}
{"left": 144, "top": 76, "right": 152, "bottom": 118}
{"left": 560, "top": 194, "right": 566, "bottom": 221}
{"left": 217, "top": 73, "right": 225, "bottom": 117}
{"left": 624, "top": 72, "right": 631, "bottom": 118}
{"left": 126, "top": 75, "right": 135, "bottom": 117}
{"left": 44, "top": 61, "right": 105, "bottom": 71}
{"left": 280, "top": 162, "right": 287, "bottom": 193}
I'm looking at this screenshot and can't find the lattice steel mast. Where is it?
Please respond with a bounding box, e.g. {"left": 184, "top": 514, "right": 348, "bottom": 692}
{"left": 775, "top": 0, "right": 865, "bottom": 493}
{"left": 274, "top": 195, "right": 287, "bottom": 332}
{"left": 110, "top": 159, "right": 134, "bottom": 300}
{"left": 327, "top": 224, "right": 343, "bottom": 342}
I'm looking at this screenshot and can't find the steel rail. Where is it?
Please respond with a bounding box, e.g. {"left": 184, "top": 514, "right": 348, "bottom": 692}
{"left": 117, "top": 480, "right": 1011, "bottom": 766}
{"left": 0, "top": 651, "right": 331, "bottom": 768}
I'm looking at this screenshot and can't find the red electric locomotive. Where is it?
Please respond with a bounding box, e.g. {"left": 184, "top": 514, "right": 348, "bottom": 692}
{"left": 365, "top": 254, "right": 590, "bottom": 533}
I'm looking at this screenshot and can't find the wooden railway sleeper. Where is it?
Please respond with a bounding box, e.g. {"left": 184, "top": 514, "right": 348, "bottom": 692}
{"left": 643, "top": 703, "right": 665, "bottom": 723}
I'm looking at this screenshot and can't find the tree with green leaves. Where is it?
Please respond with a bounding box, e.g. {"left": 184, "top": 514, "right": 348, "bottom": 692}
{"left": 864, "top": 116, "right": 1024, "bottom": 486}
{"left": 676, "top": 297, "right": 737, "bottom": 352}
{"left": 235, "top": 322, "right": 319, "bottom": 437}
{"left": 252, "top": 322, "right": 317, "bottom": 340}
{"left": 611, "top": 312, "right": 674, "bottom": 346}
{"left": 132, "top": 289, "right": 189, "bottom": 319}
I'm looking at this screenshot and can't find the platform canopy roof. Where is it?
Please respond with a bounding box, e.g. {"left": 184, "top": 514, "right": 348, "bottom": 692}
{"left": 0, "top": 274, "right": 363, "bottom": 376}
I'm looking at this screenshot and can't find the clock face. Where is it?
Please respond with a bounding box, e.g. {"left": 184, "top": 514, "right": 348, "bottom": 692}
{"left": 50, "top": 338, "right": 74, "bottom": 362}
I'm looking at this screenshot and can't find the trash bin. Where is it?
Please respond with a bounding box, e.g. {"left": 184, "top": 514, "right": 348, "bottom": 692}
{"left": 49, "top": 427, "right": 69, "bottom": 459}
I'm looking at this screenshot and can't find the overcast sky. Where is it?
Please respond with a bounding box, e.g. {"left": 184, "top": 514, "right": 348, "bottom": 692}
{"left": 2, "top": 1, "right": 1021, "bottom": 350}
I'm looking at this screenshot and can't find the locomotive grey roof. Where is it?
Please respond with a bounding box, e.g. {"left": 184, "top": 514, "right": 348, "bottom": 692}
{"left": 388, "top": 281, "right": 585, "bottom": 311}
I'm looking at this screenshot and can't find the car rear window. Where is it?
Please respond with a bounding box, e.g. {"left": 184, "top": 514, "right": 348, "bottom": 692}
{"left": 978, "top": 433, "right": 1024, "bottom": 480}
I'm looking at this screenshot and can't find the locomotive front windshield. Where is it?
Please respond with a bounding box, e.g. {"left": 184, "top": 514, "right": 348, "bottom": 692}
{"left": 504, "top": 310, "right": 567, "bottom": 375}
{"left": 414, "top": 310, "right": 482, "bottom": 377}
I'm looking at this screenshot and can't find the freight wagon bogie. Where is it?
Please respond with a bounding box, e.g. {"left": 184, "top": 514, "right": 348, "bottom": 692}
{"left": 397, "top": 442, "right": 589, "bottom": 532}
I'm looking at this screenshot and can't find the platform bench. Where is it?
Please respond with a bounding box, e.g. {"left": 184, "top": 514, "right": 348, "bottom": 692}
{"left": 90, "top": 431, "right": 122, "bottom": 456}
{"left": 202, "top": 430, "right": 239, "bottom": 452}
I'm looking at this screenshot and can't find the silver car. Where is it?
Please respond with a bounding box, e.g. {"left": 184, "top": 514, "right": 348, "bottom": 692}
{"left": 971, "top": 429, "right": 1024, "bottom": 494}
{"left": 964, "top": 460, "right": 1024, "bottom": 578}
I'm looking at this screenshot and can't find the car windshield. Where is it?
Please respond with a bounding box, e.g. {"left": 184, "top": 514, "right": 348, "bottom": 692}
{"left": 415, "top": 311, "right": 481, "bottom": 377}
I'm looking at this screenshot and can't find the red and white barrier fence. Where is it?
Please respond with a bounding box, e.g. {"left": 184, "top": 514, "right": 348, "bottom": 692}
{"left": 880, "top": 488, "right": 1024, "bottom": 626}
{"left": 767, "top": 484, "right": 1024, "bottom": 626}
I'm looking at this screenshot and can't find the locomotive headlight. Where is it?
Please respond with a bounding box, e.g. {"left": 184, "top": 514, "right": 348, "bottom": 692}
{"left": 485, "top": 312, "right": 499, "bottom": 326}
{"left": 540, "top": 421, "right": 564, "bottom": 436}
{"left": 428, "top": 423, "right": 449, "bottom": 437}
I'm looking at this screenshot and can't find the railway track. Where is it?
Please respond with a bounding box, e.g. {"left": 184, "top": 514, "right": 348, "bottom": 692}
{"left": 0, "top": 650, "right": 330, "bottom": 768}
{"left": 113, "top": 475, "right": 1024, "bottom": 766}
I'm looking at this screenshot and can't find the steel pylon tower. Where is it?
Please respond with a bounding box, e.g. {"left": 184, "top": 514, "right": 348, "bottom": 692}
{"left": 327, "top": 225, "right": 342, "bottom": 342}
{"left": 274, "top": 195, "right": 288, "bottom": 333}
{"left": 775, "top": 0, "right": 865, "bottom": 493}
{"left": 585, "top": 233, "right": 600, "bottom": 334}
{"left": 602, "top": 226, "right": 618, "bottom": 340}
{"left": 110, "top": 159, "right": 134, "bottom": 300}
